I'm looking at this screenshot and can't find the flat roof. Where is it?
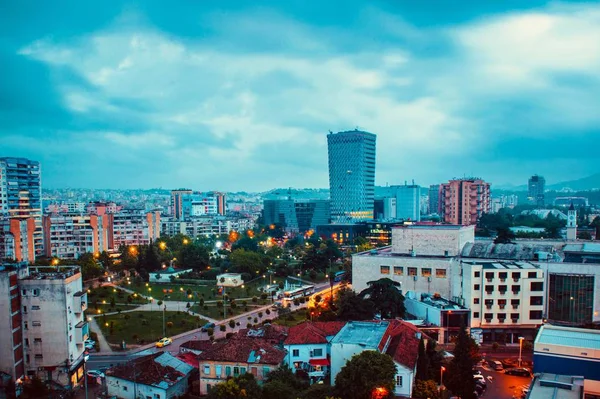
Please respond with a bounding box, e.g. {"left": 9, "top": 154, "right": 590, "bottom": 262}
{"left": 392, "top": 224, "right": 467, "bottom": 230}
{"left": 536, "top": 325, "right": 600, "bottom": 351}
{"left": 461, "top": 260, "right": 540, "bottom": 270}
{"left": 527, "top": 373, "right": 583, "bottom": 399}
{"left": 21, "top": 266, "right": 80, "bottom": 280}
{"left": 330, "top": 321, "right": 388, "bottom": 348}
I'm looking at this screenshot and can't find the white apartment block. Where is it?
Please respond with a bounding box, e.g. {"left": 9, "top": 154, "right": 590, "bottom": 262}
{"left": 19, "top": 266, "right": 88, "bottom": 387}
{"left": 43, "top": 214, "right": 111, "bottom": 259}
{"left": 110, "top": 211, "right": 160, "bottom": 250}
{"left": 391, "top": 224, "right": 474, "bottom": 257}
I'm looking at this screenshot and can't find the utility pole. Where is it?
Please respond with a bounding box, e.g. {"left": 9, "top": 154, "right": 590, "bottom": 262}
{"left": 162, "top": 303, "right": 166, "bottom": 338}
{"left": 223, "top": 286, "right": 227, "bottom": 320}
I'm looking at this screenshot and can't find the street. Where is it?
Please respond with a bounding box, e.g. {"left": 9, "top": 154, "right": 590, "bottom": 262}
{"left": 474, "top": 358, "right": 533, "bottom": 399}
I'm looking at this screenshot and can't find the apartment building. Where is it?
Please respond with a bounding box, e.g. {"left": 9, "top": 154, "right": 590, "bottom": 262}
{"left": 19, "top": 266, "right": 88, "bottom": 386}
{"left": 43, "top": 214, "right": 111, "bottom": 259}
{"left": 0, "top": 264, "right": 28, "bottom": 384}
{"left": 451, "top": 260, "right": 545, "bottom": 343}
{"left": 108, "top": 210, "right": 160, "bottom": 250}
{"left": 439, "top": 178, "right": 491, "bottom": 225}
{"left": 0, "top": 217, "right": 36, "bottom": 263}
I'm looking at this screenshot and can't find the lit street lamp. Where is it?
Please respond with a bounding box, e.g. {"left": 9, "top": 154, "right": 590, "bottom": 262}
{"left": 518, "top": 336, "right": 524, "bottom": 367}
{"left": 440, "top": 366, "right": 446, "bottom": 393}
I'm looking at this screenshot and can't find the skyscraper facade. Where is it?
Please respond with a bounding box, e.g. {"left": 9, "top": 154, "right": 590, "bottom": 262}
{"left": 327, "top": 130, "right": 376, "bottom": 223}
{"left": 377, "top": 184, "right": 421, "bottom": 221}
{"left": 428, "top": 184, "right": 440, "bottom": 215}
{"left": 528, "top": 175, "right": 545, "bottom": 207}
{"left": 0, "top": 157, "right": 42, "bottom": 258}
{"left": 439, "top": 178, "right": 491, "bottom": 225}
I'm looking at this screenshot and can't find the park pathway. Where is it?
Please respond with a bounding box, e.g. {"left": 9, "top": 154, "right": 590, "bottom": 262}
{"left": 88, "top": 316, "right": 113, "bottom": 353}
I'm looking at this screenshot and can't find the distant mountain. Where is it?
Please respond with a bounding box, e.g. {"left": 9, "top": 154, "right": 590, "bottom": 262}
{"left": 547, "top": 173, "right": 600, "bottom": 191}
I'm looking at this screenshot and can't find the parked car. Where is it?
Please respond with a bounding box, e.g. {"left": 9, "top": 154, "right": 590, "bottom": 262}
{"left": 472, "top": 368, "right": 482, "bottom": 376}
{"left": 84, "top": 339, "right": 95, "bottom": 350}
{"left": 474, "top": 383, "right": 486, "bottom": 396}
{"left": 86, "top": 370, "right": 105, "bottom": 379}
{"left": 474, "top": 375, "right": 486, "bottom": 386}
{"left": 489, "top": 360, "right": 504, "bottom": 371}
{"left": 201, "top": 322, "right": 216, "bottom": 332}
{"left": 155, "top": 337, "right": 172, "bottom": 348}
{"left": 505, "top": 367, "right": 532, "bottom": 377}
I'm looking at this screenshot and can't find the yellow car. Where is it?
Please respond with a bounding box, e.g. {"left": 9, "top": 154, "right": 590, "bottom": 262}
{"left": 155, "top": 337, "right": 172, "bottom": 348}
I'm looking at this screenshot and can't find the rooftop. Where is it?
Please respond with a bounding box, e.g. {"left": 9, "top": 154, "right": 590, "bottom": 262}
{"left": 461, "top": 242, "right": 561, "bottom": 261}
{"left": 379, "top": 320, "right": 423, "bottom": 370}
{"left": 419, "top": 294, "right": 468, "bottom": 311}
{"left": 197, "top": 335, "right": 286, "bottom": 365}
{"left": 563, "top": 243, "right": 600, "bottom": 254}
{"left": 461, "top": 260, "right": 540, "bottom": 270}
{"left": 285, "top": 321, "right": 346, "bottom": 345}
{"left": 180, "top": 340, "right": 217, "bottom": 353}
{"left": 393, "top": 224, "right": 468, "bottom": 230}
{"left": 330, "top": 321, "right": 389, "bottom": 348}
{"left": 238, "top": 323, "right": 289, "bottom": 343}
{"left": 526, "top": 373, "right": 584, "bottom": 399}
{"left": 106, "top": 352, "right": 193, "bottom": 389}
{"left": 20, "top": 266, "right": 80, "bottom": 280}
{"left": 535, "top": 325, "right": 600, "bottom": 351}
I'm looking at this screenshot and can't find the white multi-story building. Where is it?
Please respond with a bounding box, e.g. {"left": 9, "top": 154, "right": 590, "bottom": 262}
{"left": 109, "top": 210, "right": 161, "bottom": 250}
{"left": 19, "top": 266, "right": 88, "bottom": 387}
{"left": 43, "top": 214, "right": 111, "bottom": 259}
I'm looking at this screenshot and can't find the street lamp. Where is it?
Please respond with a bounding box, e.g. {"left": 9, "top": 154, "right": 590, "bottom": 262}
{"left": 518, "top": 336, "right": 524, "bottom": 367}
{"left": 440, "top": 366, "right": 446, "bottom": 393}
{"left": 446, "top": 310, "right": 452, "bottom": 344}
{"left": 83, "top": 352, "right": 90, "bottom": 399}
{"left": 570, "top": 296, "right": 575, "bottom": 324}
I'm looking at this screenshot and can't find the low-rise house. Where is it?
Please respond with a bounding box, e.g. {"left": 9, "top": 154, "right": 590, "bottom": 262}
{"left": 105, "top": 352, "right": 194, "bottom": 399}
{"left": 180, "top": 340, "right": 216, "bottom": 355}
{"left": 283, "top": 321, "right": 346, "bottom": 384}
{"left": 197, "top": 335, "right": 286, "bottom": 395}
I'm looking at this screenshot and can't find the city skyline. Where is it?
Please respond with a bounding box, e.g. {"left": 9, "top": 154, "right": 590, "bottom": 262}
{"left": 2, "top": 1, "right": 600, "bottom": 191}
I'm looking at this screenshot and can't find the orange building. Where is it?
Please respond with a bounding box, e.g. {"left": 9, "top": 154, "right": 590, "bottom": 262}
{"left": 0, "top": 217, "right": 36, "bottom": 262}
{"left": 42, "top": 214, "right": 111, "bottom": 259}
{"left": 439, "top": 178, "right": 491, "bottom": 226}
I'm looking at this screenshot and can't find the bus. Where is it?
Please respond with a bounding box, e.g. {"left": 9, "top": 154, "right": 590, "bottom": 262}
{"left": 283, "top": 285, "right": 315, "bottom": 301}
{"left": 334, "top": 271, "right": 346, "bottom": 282}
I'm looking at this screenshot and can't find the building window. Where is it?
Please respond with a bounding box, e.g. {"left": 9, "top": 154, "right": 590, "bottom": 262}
{"left": 474, "top": 284, "right": 480, "bottom": 291}
{"left": 530, "top": 282, "right": 544, "bottom": 291}
{"left": 473, "top": 298, "right": 480, "bottom": 305}
{"left": 511, "top": 299, "right": 520, "bottom": 308}
{"left": 485, "top": 285, "right": 494, "bottom": 293}
{"left": 512, "top": 272, "right": 521, "bottom": 281}
{"left": 21, "top": 289, "right": 27, "bottom": 296}
{"left": 498, "top": 272, "right": 507, "bottom": 281}
{"left": 408, "top": 267, "right": 417, "bottom": 276}
{"left": 498, "top": 285, "right": 507, "bottom": 294}
{"left": 25, "top": 338, "right": 29, "bottom": 346}
{"left": 123, "top": 386, "right": 127, "bottom": 391}
{"left": 396, "top": 375, "right": 403, "bottom": 387}
{"left": 530, "top": 296, "right": 543, "bottom": 306}
{"left": 436, "top": 269, "right": 447, "bottom": 278}
{"left": 484, "top": 313, "right": 493, "bottom": 321}
{"left": 512, "top": 285, "right": 521, "bottom": 293}
{"left": 498, "top": 313, "right": 506, "bottom": 322}
{"left": 511, "top": 313, "right": 519, "bottom": 321}
{"left": 474, "top": 271, "right": 480, "bottom": 278}
{"left": 485, "top": 272, "right": 494, "bottom": 281}
{"left": 421, "top": 268, "right": 432, "bottom": 277}
{"left": 528, "top": 271, "right": 537, "bottom": 278}
{"left": 24, "top": 322, "right": 28, "bottom": 330}
{"left": 215, "top": 365, "right": 222, "bottom": 377}
{"left": 313, "top": 348, "right": 323, "bottom": 357}
{"left": 474, "top": 312, "right": 480, "bottom": 318}
{"left": 498, "top": 299, "right": 507, "bottom": 309}
{"left": 530, "top": 310, "right": 543, "bottom": 320}
{"left": 393, "top": 266, "right": 403, "bottom": 276}
{"left": 34, "top": 354, "right": 43, "bottom": 359}
{"left": 23, "top": 306, "right": 27, "bottom": 313}
{"left": 203, "top": 365, "right": 210, "bottom": 375}
{"left": 380, "top": 266, "right": 390, "bottom": 275}
{"left": 292, "top": 349, "right": 299, "bottom": 357}
{"left": 34, "top": 338, "right": 42, "bottom": 343}
{"left": 32, "top": 306, "right": 40, "bottom": 310}
{"left": 263, "top": 367, "right": 270, "bottom": 376}
{"left": 32, "top": 289, "right": 40, "bottom": 297}
{"left": 485, "top": 299, "right": 494, "bottom": 309}
{"left": 32, "top": 321, "right": 41, "bottom": 327}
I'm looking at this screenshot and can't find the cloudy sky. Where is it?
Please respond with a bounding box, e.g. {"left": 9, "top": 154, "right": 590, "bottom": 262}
{"left": 1, "top": 1, "right": 599, "bottom": 191}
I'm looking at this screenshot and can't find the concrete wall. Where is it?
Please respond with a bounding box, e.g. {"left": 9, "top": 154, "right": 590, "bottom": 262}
{"left": 106, "top": 375, "right": 189, "bottom": 399}
{"left": 391, "top": 226, "right": 474, "bottom": 257}
{"left": 199, "top": 362, "right": 279, "bottom": 395}
{"left": 284, "top": 343, "right": 329, "bottom": 372}
{"left": 330, "top": 343, "right": 375, "bottom": 385}
{"left": 352, "top": 254, "right": 452, "bottom": 297}
{"left": 404, "top": 295, "right": 442, "bottom": 325}
{"left": 393, "top": 362, "right": 414, "bottom": 398}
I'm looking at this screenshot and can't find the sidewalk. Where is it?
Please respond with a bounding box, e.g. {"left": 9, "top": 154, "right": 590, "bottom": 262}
{"left": 88, "top": 317, "right": 113, "bottom": 353}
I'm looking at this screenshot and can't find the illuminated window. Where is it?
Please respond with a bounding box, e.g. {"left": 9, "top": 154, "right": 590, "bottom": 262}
{"left": 421, "top": 268, "right": 432, "bottom": 277}
{"left": 393, "top": 267, "right": 403, "bottom": 276}
{"left": 436, "top": 269, "right": 447, "bottom": 278}
{"left": 408, "top": 268, "right": 417, "bottom": 276}
{"left": 380, "top": 266, "right": 390, "bottom": 275}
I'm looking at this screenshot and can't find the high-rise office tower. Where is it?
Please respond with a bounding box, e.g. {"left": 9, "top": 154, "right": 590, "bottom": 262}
{"left": 327, "top": 130, "right": 376, "bottom": 222}
{"left": 429, "top": 184, "right": 440, "bottom": 214}
{"left": 0, "top": 157, "right": 42, "bottom": 258}
{"left": 439, "top": 178, "right": 491, "bottom": 225}
{"left": 528, "top": 175, "right": 545, "bottom": 207}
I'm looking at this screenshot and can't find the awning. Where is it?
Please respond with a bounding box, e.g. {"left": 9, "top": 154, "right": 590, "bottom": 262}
{"left": 309, "top": 358, "right": 330, "bottom": 366}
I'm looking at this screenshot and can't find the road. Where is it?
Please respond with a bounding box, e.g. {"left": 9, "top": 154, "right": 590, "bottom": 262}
{"left": 474, "top": 357, "right": 533, "bottom": 399}
{"left": 87, "top": 280, "right": 336, "bottom": 370}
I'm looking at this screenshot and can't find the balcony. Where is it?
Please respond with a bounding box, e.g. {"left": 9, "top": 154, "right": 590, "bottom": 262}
{"left": 73, "top": 291, "right": 88, "bottom": 313}
{"left": 498, "top": 319, "right": 505, "bottom": 323}
{"left": 484, "top": 318, "right": 492, "bottom": 323}
{"left": 75, "top": 321, "right": 89, "bottom": 345}
{"left": 511, "top": 318, "right": 519, "bottom": 323}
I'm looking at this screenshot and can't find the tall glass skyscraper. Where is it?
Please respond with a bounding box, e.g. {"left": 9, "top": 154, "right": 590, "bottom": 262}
{"left": 327, "top": 130, "right": 376, "bottom": 222}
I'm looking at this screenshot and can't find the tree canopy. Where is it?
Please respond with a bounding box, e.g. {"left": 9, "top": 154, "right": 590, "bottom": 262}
{"left": 335, "top": 351, "right": 397, "bottom": 399}
{"left": 359, "top": 278, "right": 406, "bottom": 319}
{"left": 335, "top": 287, "right": 375, "bottom": 321}
{"left": 445, "top": 324, "right": 478, "bottom": 399}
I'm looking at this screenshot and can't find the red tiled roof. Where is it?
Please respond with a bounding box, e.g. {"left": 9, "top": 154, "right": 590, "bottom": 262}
{"left": 379, "top": 320, "right": 422, "bottom": 370}
{"left": 285, "top": 321, "right": 347, "bottom": 345}
{"left": 197, "top": 336, "right": 286, "bottom": 365}
{"left": 176, "top": 353, "right": 199, "bottom": 368}
{"left": 237, "top": 324, "right": 289, "bottom": 343}
{"left": 180, "top": 340, "right": 216, "bottom": 352}
{"left": 106, "top": 352, "right": 191, "bottom": 386}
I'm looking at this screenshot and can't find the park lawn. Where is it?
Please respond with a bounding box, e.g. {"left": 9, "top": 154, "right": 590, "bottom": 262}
{"left": 87, "top": 286, "right": 148, "bottom": 306}
{"left": 190, "top": 303, "right": 272, "bottom": 321}
{"left": 84, "top": 304, "right": 141, "bottom": 318}
{"left": 272, "top": 309, "right": 309, "bottom": 327}
{"left": 122, "top": 280, "right": 266, "bottom": 302}
{"left": 97, "top": 311, "right": 208, "bottom": 347}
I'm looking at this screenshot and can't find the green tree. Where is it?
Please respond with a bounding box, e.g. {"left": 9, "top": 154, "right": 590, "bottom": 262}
{"left": 207, "top": 378, "right": 243, "bottom": 399}
{"left": 261, "top": 380, "right": 296, "bottom": 399}
{"left": 494, "top": 227, "right": 516, "bottom": 244}
{"left": 180, "top": 243, "right": 210, "bottom": 269}
{"left": 335, "top": 351, "right": 396, "bottom": 399}
{"left": 229, "top": 249, "right": 264, "bottom": 275}
{"left": 359, "top": 278, "right": 405, "bottom": 319}
{"left": 335, "top": 287, "right": 375, "bottom": 321}
{"left": 412, "top": 380, "right": 440, "bottom": 399}
{"left": 297, "top": 384, "right": 338, "bottom": 399}
{"left": 415, "top": 337, "right": 430, "bottom": 381}
{"left": 98, "top": 250, "right": 114, "bottom": 271}
{"left": 445, "top": 324, "right": 477, "bottom": 399}
{"left": 266, "top": 364, "right": 308, "bottom": 391}
{"left": 77, "top": 253, "right": 103, "bottom": 280}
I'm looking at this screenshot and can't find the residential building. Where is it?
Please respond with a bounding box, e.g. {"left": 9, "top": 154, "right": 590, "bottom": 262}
{"left": 42, "top": 214, "right": 111, "bottom": 259}
{"left": 0, "top": 217, "right": 36, "bottom": 263}
{"left": 284, "top": 321, "right": 346, "bottom": 384}
{"left": 451, "top": 260, "right": 545, "bottom": 343}
{"left": 179, "top": 340, "right": 215, "bottom": 356}
{"left": 106, "top": 352, "right": 194, "bottom": 399}
{"left": 263, "top": 199, "right": 330, "bottom": 233}
{"left": 108, "top": 210, "right": 161, "bottom": 250}
{"left": 329, "top": 320, "right": 422, "bottom": 398}
{"left": 327, "top": 130, "right": 376, "bottom": 222}
{"left": 528, "top": 175, "right": 546, "bottom": 207}
{"left": 197, "top": 335, "right": 286, "bottom": 395}
{"left": 377, "top": 184, "right": 421, "bottom": 221}
{"left": 0, "top": 157, "right": 43, "bottom": 257}
{"left": 209, "top": 192, "right": 227, "bottom": 216}
{"left": 0, "top": 264, "right": 28, "bottom": 385}
{"left": 439, "top": 178, "right": 491, "bottom": 225}
{"left": 428, "top": 184, "right": 440, "bottom": 215}
{"left": 374, "top": 197, "right": 396, "bottom": 221}
{"left": 526, "top": 373, "right": 585, "bottom": 399}
{"left": 19, "top": 266, "right": 88, "bottom": 387}
{"left": 171, "top": 189, "right": 193, "bottom": 220}
{"left": 86, "top": 201, "right": 121, "bottom": 216}
{"left": 534, "top": 324, "right": 600, "bottom": 394}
